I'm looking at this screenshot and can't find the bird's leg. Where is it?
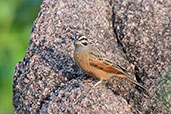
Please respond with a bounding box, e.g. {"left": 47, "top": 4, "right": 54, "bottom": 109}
{"left": 92, "top": 80, "right": 102, "bottom": 88}
{"left": 82, "top": 77, "right": 94, "bottom": 83}
{"left": 80, "top": 73, "right": 87, "bottom": 77}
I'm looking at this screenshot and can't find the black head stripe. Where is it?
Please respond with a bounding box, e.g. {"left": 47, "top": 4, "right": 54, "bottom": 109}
{"left": 74, "top": 35, "right": 89, "bottom": 46}
{"left": 82, "top": 41, "right": 88, "bottom": 46}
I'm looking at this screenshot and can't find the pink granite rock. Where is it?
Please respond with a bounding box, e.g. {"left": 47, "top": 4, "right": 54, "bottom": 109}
{"left": 13, "top": 0, "right": 170, "bottom": 113}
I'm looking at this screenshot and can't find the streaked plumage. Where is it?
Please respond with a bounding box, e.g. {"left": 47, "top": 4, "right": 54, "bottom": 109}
{"left": 74, "top": 35, "right": 147, "bottom": 91}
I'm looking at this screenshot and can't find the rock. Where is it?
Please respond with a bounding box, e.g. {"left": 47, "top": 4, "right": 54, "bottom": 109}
{"left": 13, "top": 0, "right": 170, "bottom": 113}
{"left": 40, "top": 78, "right": 132, "bottom": 114}
{"left": 110, "top": 0, "right": 171, "bottom": 113}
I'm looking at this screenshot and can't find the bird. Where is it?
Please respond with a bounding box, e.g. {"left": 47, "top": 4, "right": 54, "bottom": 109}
{"left": 73, "top": 35, "right": 148, "bottom": 91}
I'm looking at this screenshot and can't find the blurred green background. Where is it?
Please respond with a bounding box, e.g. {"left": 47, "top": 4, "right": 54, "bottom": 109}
{"left": 0, "top": 0, "right": 42, "bottom": 113}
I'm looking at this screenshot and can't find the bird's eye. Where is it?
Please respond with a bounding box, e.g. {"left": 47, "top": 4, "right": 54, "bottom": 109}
{"left": 82, "top": 42, "right": 88, "bottom": 46}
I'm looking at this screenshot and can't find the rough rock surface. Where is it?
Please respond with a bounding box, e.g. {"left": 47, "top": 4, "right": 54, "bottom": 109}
{"left": 110, "top": 0, "right": 171, "bottom": 113}
{"left": 13, "top": 0, "right": 171, "bottom": 113}
{"left": 40, "top": 78, "right": 131, "bottom": 114}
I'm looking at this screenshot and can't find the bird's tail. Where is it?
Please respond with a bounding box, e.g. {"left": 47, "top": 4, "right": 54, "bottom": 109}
{"left": 112, "top": 74, "right": 148, "bottom": 92}
{"left": 124, "top": 76, "right": 148, "bottom": 91}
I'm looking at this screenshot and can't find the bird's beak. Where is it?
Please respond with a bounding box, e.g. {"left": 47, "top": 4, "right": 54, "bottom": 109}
{"left": 74, "top": 40, "right": 80, "bottom": 45}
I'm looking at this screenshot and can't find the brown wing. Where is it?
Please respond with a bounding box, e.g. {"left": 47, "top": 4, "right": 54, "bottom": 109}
{"left": 89, "top": 46, "right": 126, "bottom": 75}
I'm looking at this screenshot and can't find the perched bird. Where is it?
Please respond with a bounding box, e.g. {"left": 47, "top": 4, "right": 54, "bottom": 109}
{"left": 73, "top": 35, "right": 147, "bottom": 91}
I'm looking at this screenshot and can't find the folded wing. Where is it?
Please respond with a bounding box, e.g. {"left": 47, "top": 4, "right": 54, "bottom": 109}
{"left": 89, "top": 47, "right": 126, "bottom": 75}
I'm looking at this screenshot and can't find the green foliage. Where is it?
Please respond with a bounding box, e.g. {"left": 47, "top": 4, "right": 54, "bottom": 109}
{"left": 0, "top": 0, "right": 42, "bottom": 113}
{"left": 156, "top": 70, "right": 171, "bottom": 114}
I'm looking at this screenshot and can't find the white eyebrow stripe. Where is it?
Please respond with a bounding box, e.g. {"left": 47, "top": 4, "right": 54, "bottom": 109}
{"left": 79, "top": 36, "right": 88, "bottom": 41}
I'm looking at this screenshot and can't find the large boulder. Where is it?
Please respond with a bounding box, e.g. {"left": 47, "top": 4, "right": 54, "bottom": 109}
{"left": 13, "top": 0, "right": 170, "bottom": 113}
